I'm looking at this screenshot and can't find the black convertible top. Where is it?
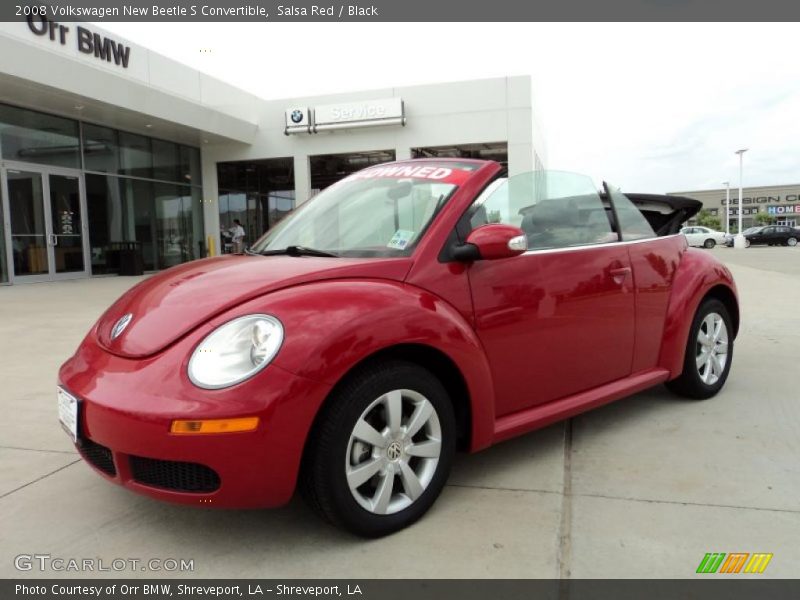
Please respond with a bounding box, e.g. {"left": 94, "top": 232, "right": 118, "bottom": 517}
{"left": 601, "top": 192, "right": 702, "bottom": 236}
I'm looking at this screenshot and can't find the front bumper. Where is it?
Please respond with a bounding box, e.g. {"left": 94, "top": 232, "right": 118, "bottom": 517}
{"left": 58, "top": 330, "right": 332, "bottom": 508}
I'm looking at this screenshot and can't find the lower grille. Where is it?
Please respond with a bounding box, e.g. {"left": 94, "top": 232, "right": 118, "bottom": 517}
{"left": 79, "top": 439, "right": 116, "bottom": 476}
{"left": 129, "top": 456, "right": 220, "bottom": 493}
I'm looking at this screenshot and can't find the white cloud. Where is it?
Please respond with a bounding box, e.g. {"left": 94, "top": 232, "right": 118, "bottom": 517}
{"left": 101, "top": 22, "right": 800, "bottom": 192}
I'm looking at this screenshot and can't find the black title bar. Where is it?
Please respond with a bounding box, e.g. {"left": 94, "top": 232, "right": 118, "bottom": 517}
{"left": 3, "top": 0, "right": 800, "bottom": 22}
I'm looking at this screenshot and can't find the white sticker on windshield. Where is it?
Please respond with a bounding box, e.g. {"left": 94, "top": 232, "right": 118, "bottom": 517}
{"left": 387, "top": 230, "right": 415, "bottom": 250}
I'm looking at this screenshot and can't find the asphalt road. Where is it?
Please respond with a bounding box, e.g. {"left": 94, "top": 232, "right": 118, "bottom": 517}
{"left": 0, "top": 245, "right": 798, "bottom": 578}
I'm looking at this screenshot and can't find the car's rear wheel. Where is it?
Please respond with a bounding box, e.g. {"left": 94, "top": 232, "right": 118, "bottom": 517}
{"left": 666, "top": 298, "right": 733, "bottom": 400}
{"left": 301, "top": 360, "right": 455, "bottom": 537}
{"left": 703, "top": 238, "right": 716, "bottom": 249}
{"left": 787, "top": 237, "right": 797, "bottom": 247}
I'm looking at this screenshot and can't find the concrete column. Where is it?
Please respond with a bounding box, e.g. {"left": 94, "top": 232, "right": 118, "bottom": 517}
{"left": 294, "top": 154, "right": 312, "bottom": 206}
{"left": 201, "top": 148, "right": 220, "bottom": 256}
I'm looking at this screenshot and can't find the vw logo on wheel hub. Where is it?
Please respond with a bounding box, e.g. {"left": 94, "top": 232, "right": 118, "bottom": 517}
{"left": 386, "top": 441, "right": 402, "bottom": 462}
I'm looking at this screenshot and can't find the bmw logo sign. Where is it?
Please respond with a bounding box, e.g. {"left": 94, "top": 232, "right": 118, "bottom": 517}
{"left": 290, "top": 110, "right": 304, "bottom": 124}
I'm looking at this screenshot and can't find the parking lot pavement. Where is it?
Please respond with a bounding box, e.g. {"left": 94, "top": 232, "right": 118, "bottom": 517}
{"left": 1, "top": 246, "right": 798, "bottom": 579}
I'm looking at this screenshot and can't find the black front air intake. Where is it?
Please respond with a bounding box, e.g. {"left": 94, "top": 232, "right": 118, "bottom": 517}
{"left": 129, "top": 456, "right": 220, "bottom": 493}
{"left": 79, "top": 438, "right": 116, "bottom": 476}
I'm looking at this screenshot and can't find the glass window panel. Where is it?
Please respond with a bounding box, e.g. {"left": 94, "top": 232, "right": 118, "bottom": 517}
{"left": 7, "top": 170, "right": 48, "bottom": 275}
{"left": 216, "top": 158, "right": 294, "bottom": 252}
{"left": 154, "top": 182, "right": 196, "bottom": 268}
{"left": 605, "top": 184, "right": 657, "bottom": 241}
{"left": 119, "top": 132, "right": 152, "bottom": 178}
{"left": 86, "top": 174, "right": 127, "bottom": 274}
{"left": 179, "top": 145, "right": 201, "bottom": 185}
{"left": 190, "top": 187, "right": 204, "bottom": 258}
{"left": 83, "top": 124, "right": 119, "bottom": 173}
{"left": 0, "top": 104, "right": 80, "bottom": 168}
{"left": 152, "top": 139, "right": 179, "bottom": 182}
{"left": 0, "top": 193, "right": 7, "bottom": 283}
{"left": 473, "top": 171, "right": 617, "bottom": 250}
{"left": 119, "top": 178, "right": 155, "bottom": 270}
{"left": 218, "top": 190, "right": 247, "bottom": 254}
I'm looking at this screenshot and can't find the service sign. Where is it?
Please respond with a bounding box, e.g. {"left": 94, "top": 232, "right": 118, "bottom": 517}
{"left": 315, "top": 97, "right": 403, "bottom": 126}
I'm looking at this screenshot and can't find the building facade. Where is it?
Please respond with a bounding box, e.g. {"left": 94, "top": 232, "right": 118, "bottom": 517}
{"left": 0, "top": 18, "right": 544, "bottom": 284}
{"left": 670, "top": 184, "right": 800, "bottom": 231}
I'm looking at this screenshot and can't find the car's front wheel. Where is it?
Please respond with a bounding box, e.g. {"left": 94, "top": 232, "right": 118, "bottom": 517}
{"left": 703, "top": 238, "right": 716, "bottom": 249}
{"left": 666, "top": 298, "right": 733, "bottom": 400}
{"left": 301, "top": 360, "right": 455, "bottom": 537}
{"left": 745, "top": 239, "right": 751, "bottom": 248}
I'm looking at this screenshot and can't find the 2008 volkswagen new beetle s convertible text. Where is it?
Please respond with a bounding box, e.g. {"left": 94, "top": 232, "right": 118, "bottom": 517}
{"left": 58, "top": 159, "right": 739, "bottom": 537}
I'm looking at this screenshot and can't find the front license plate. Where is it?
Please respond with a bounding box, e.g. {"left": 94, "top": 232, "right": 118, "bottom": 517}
{"left": 57, "top": 387, "right": 79, "bottom": 443}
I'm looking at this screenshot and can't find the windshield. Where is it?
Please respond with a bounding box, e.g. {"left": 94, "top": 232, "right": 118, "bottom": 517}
{"left": 250, "top": 162, "right": 476, "bottom": 257}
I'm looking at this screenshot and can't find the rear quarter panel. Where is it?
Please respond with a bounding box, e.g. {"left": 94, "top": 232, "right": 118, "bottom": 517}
{"left": 658, "top": 248, "right": 738, "bottom": 378}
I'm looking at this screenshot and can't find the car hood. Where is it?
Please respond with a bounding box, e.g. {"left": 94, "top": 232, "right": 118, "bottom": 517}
{"left": 95, "top": 255, "right": 412, "bottom": 358}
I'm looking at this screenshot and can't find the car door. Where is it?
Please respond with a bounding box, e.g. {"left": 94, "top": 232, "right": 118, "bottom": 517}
{"left": 759, "top": 227, "right": 774, "bottom": 244}
{"left": 464, "top": 171, "right": 636, "bottom": 417}
{"left": 682, "top": 227, "right": 697, "bottom": 246}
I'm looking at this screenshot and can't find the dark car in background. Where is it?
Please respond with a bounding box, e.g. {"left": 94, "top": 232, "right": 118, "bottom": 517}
{"left": 739, "top": 225, "right": 800, "bottom": 247}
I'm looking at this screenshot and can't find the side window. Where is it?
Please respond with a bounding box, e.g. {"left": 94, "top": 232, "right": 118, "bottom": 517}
{"left": 604, "top": 183, "right": 657, "bottom": 241}
{"left": 470, "top": 171, "right": 616, "bottom": 251}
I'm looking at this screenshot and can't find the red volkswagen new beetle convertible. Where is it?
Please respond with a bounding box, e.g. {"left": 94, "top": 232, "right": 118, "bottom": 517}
{"left": 58, "top": 159, "right": 738, "bottom": 536}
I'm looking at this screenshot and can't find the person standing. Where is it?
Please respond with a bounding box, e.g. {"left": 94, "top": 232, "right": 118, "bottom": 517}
{"left": 229, "top": 219, "right": 246, "bottom": 254}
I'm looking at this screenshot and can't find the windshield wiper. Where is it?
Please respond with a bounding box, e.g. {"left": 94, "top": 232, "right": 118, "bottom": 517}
{"left": 251, "top": 245, "right": 339, "bottom": 258}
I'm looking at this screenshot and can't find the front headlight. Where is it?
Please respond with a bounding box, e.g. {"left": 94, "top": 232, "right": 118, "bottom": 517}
{"left": 188, "top": 314, "right": 284, "bottom": 389}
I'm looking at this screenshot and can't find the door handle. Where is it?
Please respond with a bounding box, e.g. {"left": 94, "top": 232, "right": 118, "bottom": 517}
{"left": 609, "top": 266, "right": 631, "bottom": 285}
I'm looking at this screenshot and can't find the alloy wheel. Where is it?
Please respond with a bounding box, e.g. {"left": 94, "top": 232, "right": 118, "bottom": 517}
{"left": 345, "top": 389, "right": 441, "bottom": 515}
{"left": 695, "top": 312, "right": 729, "bottom": 385}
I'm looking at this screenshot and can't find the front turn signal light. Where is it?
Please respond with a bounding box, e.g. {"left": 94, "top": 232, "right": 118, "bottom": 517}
{"left": 170, "top": 417, "right": 259, "bottom": 435}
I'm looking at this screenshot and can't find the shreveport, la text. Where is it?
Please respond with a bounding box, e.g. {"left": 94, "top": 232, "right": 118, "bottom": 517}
{"left": 15, "top": 584, "right": 364, "bottom": 597}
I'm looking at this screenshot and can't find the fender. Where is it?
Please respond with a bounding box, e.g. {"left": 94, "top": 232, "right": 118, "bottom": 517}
{"left": 232, "top": 279, "right": 497, "bottom": 452}
{"left": 658, "top": 248, "right": 738, "bottom": 378}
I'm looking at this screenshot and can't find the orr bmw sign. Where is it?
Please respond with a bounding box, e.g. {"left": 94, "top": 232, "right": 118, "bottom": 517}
{"left": 26, "top": 15, "right": 131, "bottom": 68}
{"left": 285, "top": 97, "right": 405, "bottom": 135}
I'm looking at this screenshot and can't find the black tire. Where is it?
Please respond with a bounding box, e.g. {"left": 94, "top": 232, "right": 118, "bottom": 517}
{"left": 301, "top": 360, "right": 456, "bottom": 537}
{"left": 787, "top": 237, "right": 797, "bottom": 247}
{"left": 666, "top": 298, "right": 734, "bottom": 400}
{"left": 703, "top": 239, "right": 716, "bottom": 249}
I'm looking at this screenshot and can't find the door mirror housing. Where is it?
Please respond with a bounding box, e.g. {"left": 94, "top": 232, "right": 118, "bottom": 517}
{"left": 453, "top": 224, "right": 528, "bottom": 261}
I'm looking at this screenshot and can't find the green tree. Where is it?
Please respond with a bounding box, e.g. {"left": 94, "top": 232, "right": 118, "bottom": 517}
{"left": 754, "top": 212, "right": 775, "bottom": 225}
{"left": 696, "top": 209, "right": 721, "bottom": 231}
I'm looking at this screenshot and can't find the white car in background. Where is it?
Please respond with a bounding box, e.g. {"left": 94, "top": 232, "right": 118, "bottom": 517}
{"left": 681, "top": 226, "right": 728, "bottom": 249}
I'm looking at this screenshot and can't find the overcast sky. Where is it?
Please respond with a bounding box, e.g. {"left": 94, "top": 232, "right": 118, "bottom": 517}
{"left": 102, "top": 22, "right": 800, "bottom": 193}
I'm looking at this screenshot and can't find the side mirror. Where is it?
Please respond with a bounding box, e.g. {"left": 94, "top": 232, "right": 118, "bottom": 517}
{"left": 452, "top": 224, "right": 528, "bottom": 261}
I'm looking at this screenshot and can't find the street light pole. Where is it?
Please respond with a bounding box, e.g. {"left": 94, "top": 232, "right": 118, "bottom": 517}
{"left": 722, "top": 181, "right": 730, "bottom": 236}
{"left": 734, "top": 149, "right": 748, "bottom": 249}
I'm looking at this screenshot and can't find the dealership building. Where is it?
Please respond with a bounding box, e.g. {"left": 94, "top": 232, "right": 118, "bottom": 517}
{"left": 670, "top": 183, "right": 800, "bottom": 230}
{"left": 0, "top": 19, "right": 544, "bottom": 285}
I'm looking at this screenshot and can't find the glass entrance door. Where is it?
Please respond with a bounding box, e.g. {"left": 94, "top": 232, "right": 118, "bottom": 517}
{"left": 49, "top": 174, "right": 85, "bottom": 274}
{"left": 2, "top": 165, "right": 89, "bottom": 282}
